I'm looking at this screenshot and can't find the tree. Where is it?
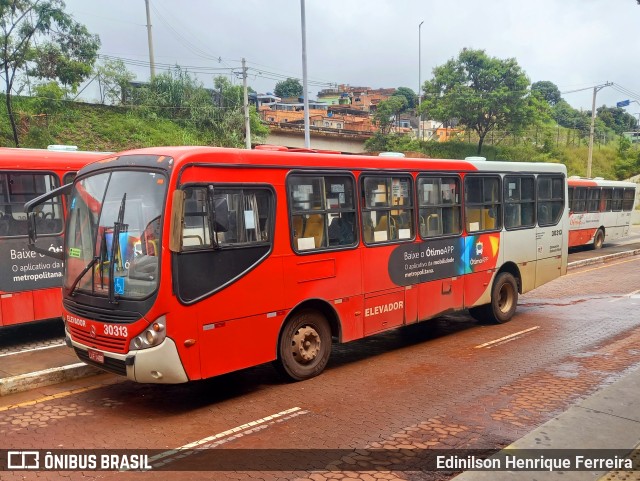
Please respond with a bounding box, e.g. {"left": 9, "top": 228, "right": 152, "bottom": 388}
{"left": 1, "top": 0, "right": 100, "bottom": 146}
{"left": 421, "top": 48, "right": 534, "bottom": 155}
{"left": 596, "top": 106, "right": 637, "bottom": 135}
{"left": 531, "top": 81, "right": 562, "bottom": 106}
{"left": 392, "top": 87, "right": 417, "bottom": 110}
{"left": 95, "top": 59, "right": 135, "bottom": 105}
{"left": 274, "top": 78, "right": 303, "bottom": 98}
{"left": 374, "top": 96, "right": 407, "bottom": 134}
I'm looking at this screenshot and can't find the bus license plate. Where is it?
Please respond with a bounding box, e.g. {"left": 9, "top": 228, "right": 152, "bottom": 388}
{"left": 88, "top": 349, "right": 104, "bottom": 364}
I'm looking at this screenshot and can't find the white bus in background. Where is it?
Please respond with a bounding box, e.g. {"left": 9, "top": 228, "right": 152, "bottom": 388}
{"left": 567, "top": 177, "right": 637, "bottom": 249}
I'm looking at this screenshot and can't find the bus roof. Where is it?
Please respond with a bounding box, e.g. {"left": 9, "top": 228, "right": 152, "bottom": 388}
{"left": 81, "top": 146, "right": 568, "bottom": 177}
{"left": 0, "top": 147, "right": 110, "bottom": 171}
{"left": 568, "top": 177, "right": 637, "bottom": 189}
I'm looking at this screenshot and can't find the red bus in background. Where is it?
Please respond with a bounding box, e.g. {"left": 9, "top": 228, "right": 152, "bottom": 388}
{"left": 0, "top": 147, "right": 108, "bottom": 328}
{"left": 28, "top": 147, "right": 569, "bottom": 383}
{"left": 567, "top": 177, "right": 637, "bottom": 249}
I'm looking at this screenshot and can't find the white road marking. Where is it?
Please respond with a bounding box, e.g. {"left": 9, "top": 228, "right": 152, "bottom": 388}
{"left": 0, "top": 343, "right": 66, "bottom": 358}
{"left": 146, "top": 407, "right": 308, "bottom": 469}
{"left": 475, "top": 326, "right": 540, "bottom": 349}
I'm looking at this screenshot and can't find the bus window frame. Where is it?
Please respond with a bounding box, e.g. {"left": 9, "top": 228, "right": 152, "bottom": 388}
{"left": 622, "top": 187, "right": 636, "bottom": 211}
{"left": 416, "top": 173, "right": 463, "bottom": 239}
{"left": 286, "top": 170, "right": 359, "bottom": 254}
{"left": 612, "top": 188, "right": 624, "bottom": 212}
{"left": 463, "top": 174, "right": 503, "bottom": 234}
{"left": 360, "top": 172, "right": 416, "bottom": 247}
{"left": 1, "top": 169, "right": 64, "bottom": 239}
{"left": 537, "top": 174, "right": 565, "bottom": 227}
{"left": 503, "top": 174, "right": 536, "bottom": 231}
{"left": 178, "top": 182, "right": 276, "bottom": 253}
{"left": 587, "top": 187, "right": 601, "bottom": 213}
{"left": 571, "top": 187, "right": 587, "bottom": 213}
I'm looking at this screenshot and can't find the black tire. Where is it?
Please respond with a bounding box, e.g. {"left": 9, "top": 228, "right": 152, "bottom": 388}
{"left": 593, "top": 229, "right": 604, "bottom": 250}
{"left": 276, "top": 310, "right": 331, "bottom": 381}
{"left": 469, "top": 272, "right": 519, "bottom": 324}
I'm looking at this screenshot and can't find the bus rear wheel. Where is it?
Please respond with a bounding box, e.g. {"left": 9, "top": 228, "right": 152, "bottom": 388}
{"left": 469, "top": 272, "right": 518, "bottom": 324}
{"left": 593, "top": 229, "right": 605, "bottom": 249}
{"left": 276, "top": 310, "right": 331, "bottom": 381}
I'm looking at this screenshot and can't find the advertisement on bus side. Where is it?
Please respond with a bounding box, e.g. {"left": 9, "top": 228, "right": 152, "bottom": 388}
{"left": 0, "top": 237, "right": 64, "bottom": 292}
{"left": 388, "top": 233, "right": 500, "bottom": 286}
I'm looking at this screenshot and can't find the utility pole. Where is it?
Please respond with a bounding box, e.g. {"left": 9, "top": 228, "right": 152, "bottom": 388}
{"left": 144, "top": 0, "right": 156, "bottom": 80}
{"left": 418, "top": 21, "right": 424, "bottom": 142}
{"left": 587, "top": 82, "right": 612, "bottom": 178}
{"left": 242, "top": 58, "right": 251, "bottom": 149}
{"left": 300, "top": 0, "right": 311, "bottom": 148}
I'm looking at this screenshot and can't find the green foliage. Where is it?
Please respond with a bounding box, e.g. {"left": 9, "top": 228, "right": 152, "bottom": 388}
{"left": 421, "top": 48, "right": 534, "bottom": 155}
{"left": 95, "top": 59, "right": 135, "bottom": 105}
{"left": 373, "top": 96, "right": 407, "bottom": 134}
{"left": 531, "top": 81, "right": 562, "bottom": 106}
{"left": 32, "top": 81, "right": 67, "bottom": 116}
{"left": 393, "top": 87, "right": 417, "bottom": 110}
{"left": 126, "top": 69, "right": 266, "bottom": 147}
{"left": 0, "top": 0, "right": 99, "bottom": 145}
{"left": 596, "top": 106, "right": 638, "bottom": 135}
{"left": 274, "top": 78, "right": 303, "bottom": 98}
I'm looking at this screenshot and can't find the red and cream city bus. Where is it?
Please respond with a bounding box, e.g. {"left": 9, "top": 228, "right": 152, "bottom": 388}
{"left": 567, "top": 177, "right": 637, "bottom": 249}
{"left": 0, "top": 147, "right": 108, "bottom": 328}
{"left": 27, "top": 147, "right": 568, "bottom": 382}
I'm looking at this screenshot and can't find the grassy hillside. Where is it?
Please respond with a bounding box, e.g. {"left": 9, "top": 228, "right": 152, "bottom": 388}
{"left": 0, "top": 98, "right": 219, "bottom": 151}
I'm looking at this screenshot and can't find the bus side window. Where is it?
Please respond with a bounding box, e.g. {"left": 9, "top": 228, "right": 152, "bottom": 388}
{"left": 362, "top": 175, "right": 413, "bottom": 244}
{"left": 537, "top": 175, "right": 565, "bottom": 227}
{"left": 418, "top": 176, "right": 461, "bottom": 238}
{"left": 504, "top": 176, "right": 535, "bottom": 230}
{"left": 288, "top": 174, "right": 357, "bottom": 251}
{"left": 464, "top": 175, "right": 502, "bottom": 233}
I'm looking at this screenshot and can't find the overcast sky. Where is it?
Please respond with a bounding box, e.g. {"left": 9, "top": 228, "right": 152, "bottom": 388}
{"left": 64, "top": 0, "right": 640, "bottom": 114}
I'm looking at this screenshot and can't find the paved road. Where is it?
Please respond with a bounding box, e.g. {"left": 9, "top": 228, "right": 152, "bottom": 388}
{"left": 1, "top": 246, "right": 639, "bottom": 480}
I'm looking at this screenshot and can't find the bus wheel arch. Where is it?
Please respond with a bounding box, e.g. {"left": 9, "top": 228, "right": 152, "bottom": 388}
{"left": 275, "top": 300, "right": 338, "bottom": 381}
{"left": 469, "top": 264, "right": 520, "bottom": 324}
{"left": 593, "top": 228, "right": 605, "bottom": 249}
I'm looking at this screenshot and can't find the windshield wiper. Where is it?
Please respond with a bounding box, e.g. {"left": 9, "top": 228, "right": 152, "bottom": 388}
{"left": 68, "top": 256, "right": 100, "bottom": 297}
{"left": 109, "top": 193, "right": 127, "bottom": 304}
{"left": 69, "top": 228, "right": 108, "bottom": 297}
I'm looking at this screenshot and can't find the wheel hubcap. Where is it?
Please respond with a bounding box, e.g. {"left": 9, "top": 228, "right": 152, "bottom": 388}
{"left": 291, "top": 326, "right": 321, "bottom": 364}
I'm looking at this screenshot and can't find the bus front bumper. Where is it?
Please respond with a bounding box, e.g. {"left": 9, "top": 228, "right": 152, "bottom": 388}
{"left": 67, "top": 334, "right": 189, "bottom": 384}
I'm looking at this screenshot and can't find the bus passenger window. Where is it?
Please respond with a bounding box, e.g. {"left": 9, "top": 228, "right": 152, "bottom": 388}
{"left": 181, "top": 186, "right": 274, "bottom": 250}
{"left": 0, "top": 172, "right": 63, "bottom": 237}
{"left": 362, "top": 175, "right": 413, "bottom": 244}
{"left": 288, "top": 174, "right": 357, "bottom": 251}
{"left": 612, "top": 188, "right": 624, "bottom": 212}
{"left": 537, "top": 175, "right": 565, "bottom": 227}
{"left": 504, "top": 176, "right": 535, "bottom": 229}
{"left": 418, "top": 176, "right": 461, "bottom": 237}
{"left": 622, "top": 188, "right": 636, "bottom": 211}
{"left": 464, "top": 176, "right": 502, "bottom": 233}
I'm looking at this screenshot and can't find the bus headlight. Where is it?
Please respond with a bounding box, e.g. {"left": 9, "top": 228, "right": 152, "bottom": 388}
{"left": 129, "top": 316, "right": 166, "bottom": 351}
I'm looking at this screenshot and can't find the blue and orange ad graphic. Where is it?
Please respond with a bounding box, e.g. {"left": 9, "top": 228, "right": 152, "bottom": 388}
{"left": 388, "top": 233, "right": 500, "bottom": 286}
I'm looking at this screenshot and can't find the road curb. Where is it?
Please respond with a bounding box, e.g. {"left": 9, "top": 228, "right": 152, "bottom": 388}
{"left": 567, "top": 248, "right": 640, "bottom": 270}
{"left": 0, "top": 363, "right": 102, "bottom": 397}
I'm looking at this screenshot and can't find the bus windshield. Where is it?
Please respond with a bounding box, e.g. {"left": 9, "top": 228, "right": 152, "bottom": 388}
{"left": 64, "top": 170, "right": 166, "bottom": 300}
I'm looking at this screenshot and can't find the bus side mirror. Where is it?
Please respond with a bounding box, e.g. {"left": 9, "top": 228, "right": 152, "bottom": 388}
{"left": 24, "top": 183, "right": 72, "bottom": 260}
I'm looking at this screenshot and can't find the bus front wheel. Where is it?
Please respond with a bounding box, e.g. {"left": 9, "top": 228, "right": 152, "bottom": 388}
{"left": 276, "top": 310, "right": 332, "bottom": 381}
{"left": 593, "top": 229, "right": 605, "bottom": 249}
{"left": 469, "top": 272, "right": 518, "bottom": 324}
